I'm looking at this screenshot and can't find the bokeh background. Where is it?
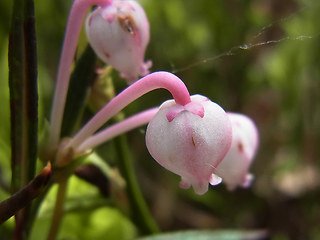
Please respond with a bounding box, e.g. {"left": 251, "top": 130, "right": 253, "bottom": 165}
{"left": 0, "top": 0, "right": 320, "bottom": 239}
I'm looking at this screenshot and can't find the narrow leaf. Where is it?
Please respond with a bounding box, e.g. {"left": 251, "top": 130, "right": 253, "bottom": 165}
{"left": 61, "top": 45, "right": 97, "bottom": 137}
{"left": 23, "top": 0, "right": 38, "bottom": 184}
{"left": 137, "top": 230, "right": 269, "bottom": 240}
{"left": 8, "top": 0, "right": 24, "bottom": 193}
{"left": 8, "top": 0, "right": 38, "bottom": 237}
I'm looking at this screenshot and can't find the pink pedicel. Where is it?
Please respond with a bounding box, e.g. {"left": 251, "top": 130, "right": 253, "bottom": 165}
{"left": 77, "top": 107, "right": 159, "bottom": 152}
{"left": 49, "top": 0, "right": 113, "bottom": 146}
{"left": 67, "top": 71, "right": 191, "bottom": 150}
{"left": 146, "top": 95, "right": 232, "bottom": 195}
{"left": 86, "top": 0, "right": 151, "bottom": 83}
{"left": 216, "top": 113, "right": 259, "bottom": 191}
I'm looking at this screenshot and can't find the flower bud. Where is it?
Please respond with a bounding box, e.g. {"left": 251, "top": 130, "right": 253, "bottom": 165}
{"left": 146, "top": 95, "right": 232, "bottom": 195}
{"left": 216, "top": 113, "right": 259, "bottom": 191}
{"left": 85, "top": 0, "right": 151, "bottom": 83}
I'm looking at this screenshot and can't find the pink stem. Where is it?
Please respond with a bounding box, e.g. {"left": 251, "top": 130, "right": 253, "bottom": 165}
{"left": 49, "top": 0, "right": 113, "bottom": 147}
{"left": 67, "top": 71, "right": 191, "bottom": 149}
{"left": 77, "top": 107, "right": 159, "bottom": 152}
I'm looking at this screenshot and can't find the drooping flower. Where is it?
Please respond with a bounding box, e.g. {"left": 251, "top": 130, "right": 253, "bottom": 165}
{"left": 146, "top": 95, "right": 232, "bottom": 195}
{"left": 216, "top": 112, "right": 259, "bottom": 191}
{"left": 85, "top": 0, "right": 151, "bottom": 83}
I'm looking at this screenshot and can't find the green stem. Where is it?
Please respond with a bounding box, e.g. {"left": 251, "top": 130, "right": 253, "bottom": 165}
{"left": 114, "top": 135, "right": 160, "bottom": 235}
{"left": 47, "top": 180, "right": 68, "bottom": 240}
{"left": 22, "top": 0, "right": 38, "bottom": 185}
{"left": 9, "top": 0, "right": 24, "bottom": 195}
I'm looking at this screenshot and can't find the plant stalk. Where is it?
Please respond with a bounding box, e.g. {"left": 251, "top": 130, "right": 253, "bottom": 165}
{"left": 47, "top": 180, "right": 68, "bottom": 240}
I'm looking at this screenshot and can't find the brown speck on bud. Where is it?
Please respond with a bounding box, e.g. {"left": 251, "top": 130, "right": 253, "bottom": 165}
{"left": 118, "top": 15, "right": 136, "bottom": 35}
{"left": 238, "top": 142, "right": 244, "bottom": 153}
{"left": 191, "top": 136, "right": 196, "bottom": 147}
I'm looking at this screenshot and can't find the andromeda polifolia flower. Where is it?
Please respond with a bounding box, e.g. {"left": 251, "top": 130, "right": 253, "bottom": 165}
{"left": 216, "top": 113, "right": 259, "bottom": 190}
{"left": 85, "top": 0, "right": 151, "bottom": 82}
{"left": 146, "top": 95, "right": 232, "bottom": 195}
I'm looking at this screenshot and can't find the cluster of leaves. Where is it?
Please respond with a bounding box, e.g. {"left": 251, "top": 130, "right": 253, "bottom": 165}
{"left": 0, "top": 0, "right": 320, "bottom": 239}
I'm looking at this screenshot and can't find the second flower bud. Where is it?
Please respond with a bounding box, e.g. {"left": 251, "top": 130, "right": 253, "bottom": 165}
{"left": 85, "top": 0, "right": 151, "bottom": 83}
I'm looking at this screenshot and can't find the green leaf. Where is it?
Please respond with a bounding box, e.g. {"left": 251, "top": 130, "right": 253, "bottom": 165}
{"left": 8, "top": 0, "right": 38, "bottom": 191}
{"left": 22, "top": 0, "right": 38, "bottom": 183}
{"left": 8, "top": 0, "right": 38, "bottom": 237}
{"left": 137, "top": 230, "right": 268, "bottom": 240}
{"left": 30, "top": 175, "right": 137, "bottom": 240}
{"left": 31, "top": 206, "right": 137, "bottom": 240}
{"left": 8, "top": 0, "right": 24, "bottom": 192}
{"left": 61, "top": 45, "right": 97, "bottom": 137}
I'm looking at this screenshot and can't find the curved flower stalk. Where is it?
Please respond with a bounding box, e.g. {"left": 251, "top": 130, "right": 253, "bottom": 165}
{"left": 66, "top": 71, "right": 191, "bottom": 151}
{"left": 85, "top": 0, "right": 151, "bottom": 83}
{"left": 146, "top": 95, "right": 232, "bottom": 195}
{"left": 216, "top": 113, "right": 259, "bottom": 191}
{"left": 49, "top": 0, "right": 113, "bottom": 148}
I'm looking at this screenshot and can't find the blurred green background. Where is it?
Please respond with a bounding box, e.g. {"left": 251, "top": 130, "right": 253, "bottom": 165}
{"left": 1, "top": 0, "right": 320, "bottom": 239}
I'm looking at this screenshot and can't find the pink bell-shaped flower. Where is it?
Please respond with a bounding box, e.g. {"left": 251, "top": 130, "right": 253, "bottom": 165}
{"left": 146, "top": 95, "right": 232, "bottom": 195}
{"left": 216, "top": 113, "right": 259, "bottom": 191}
{"left": 85, "top": 0, "right": 151, "bottom": 82}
